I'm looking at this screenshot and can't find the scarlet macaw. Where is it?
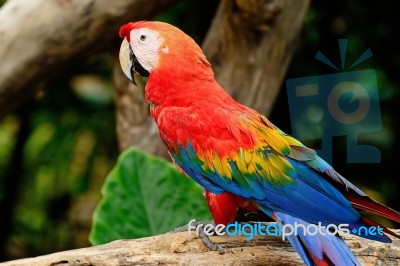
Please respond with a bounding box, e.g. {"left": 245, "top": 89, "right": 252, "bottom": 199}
{"left": 118, "top": 21, "right": 400, "bottom": 265}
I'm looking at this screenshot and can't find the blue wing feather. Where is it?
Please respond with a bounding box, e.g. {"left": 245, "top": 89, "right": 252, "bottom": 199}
{"left": 174, "top": 144, "right": 360, "bottom": 225}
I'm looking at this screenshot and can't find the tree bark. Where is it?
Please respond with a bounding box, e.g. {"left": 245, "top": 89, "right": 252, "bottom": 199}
{"left": 113, "top": 62, "right": 169, "bottom": 157}
{"left": 0, "top": 0, "right": 176, "bottom": 119}
{"left": 2, "top": 229, "right": 399, "bottom": 266}
{"left": 114, "top": 0, "right": 310, "bottom": 154}
{"left": 203, "top": 0, "right": 310, "bottom": 116}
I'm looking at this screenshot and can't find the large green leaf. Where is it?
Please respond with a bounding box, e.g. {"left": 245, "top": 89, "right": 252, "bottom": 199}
{"left": 89, "top": 147, "right": 211, "bottom": 245}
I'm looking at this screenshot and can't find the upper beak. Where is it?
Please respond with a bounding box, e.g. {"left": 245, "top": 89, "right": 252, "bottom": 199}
{"left": 119, "top": 39, "right": 150, "bottom": 86}
{"left": 119, "top": 39, "right": 135, "bottom": 84}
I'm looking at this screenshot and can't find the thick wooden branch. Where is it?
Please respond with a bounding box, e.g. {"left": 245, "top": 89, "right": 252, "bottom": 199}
{"left": 114, "top": 0, "right": 310, "bottom": 153}
{"left": 0, "top": 0, "right": 176, "bottom": 118}
{"left": 203, "top": 0, "right": 310, "bottom": 116}
{"left": 113, "top": 62, "right": 169, "bottom": 157}
{"left": 2, "top": 229, "right": 399, "bottom": 265}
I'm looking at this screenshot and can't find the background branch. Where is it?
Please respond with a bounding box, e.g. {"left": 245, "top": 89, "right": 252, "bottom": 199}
{"left": 0, "top": 0, "right": 176, "bottom": 119}
{"left": 203, "top": 0, "right": 310, "bottom": 116}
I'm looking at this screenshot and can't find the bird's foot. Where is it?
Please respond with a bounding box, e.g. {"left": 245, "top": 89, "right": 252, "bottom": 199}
{"left": 197, "top": 224, "right": 225, "bottom": 254}
{"left": 171, "top": 220, "right": 225, "bottom": 254}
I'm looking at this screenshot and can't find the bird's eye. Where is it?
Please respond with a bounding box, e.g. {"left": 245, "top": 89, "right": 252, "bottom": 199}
{"left": 140, "top": 35, "right": 146, "bottom": 41}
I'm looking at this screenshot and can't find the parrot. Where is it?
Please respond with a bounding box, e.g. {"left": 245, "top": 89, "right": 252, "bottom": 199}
{"left": 118, "top": 21, "right": 400, "bottom": 265}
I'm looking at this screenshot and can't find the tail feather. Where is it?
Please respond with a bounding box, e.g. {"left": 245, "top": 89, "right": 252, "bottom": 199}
{"left": 283, "top": 230, "right": 315, "bottom": 266}
{"left": 348, "top": 193, "right": 400, "bottom": 223}
{"left": 326, "top": 174, "right": 400, "bottom": 224}
{"left": 347, "top": 221, "right": 392, "bottom": 243}
{"left": 361, "top": 215, "right": 400, "bottom": 239}
{"left": 275, "top": 212, "right": 361, "bottom": 266}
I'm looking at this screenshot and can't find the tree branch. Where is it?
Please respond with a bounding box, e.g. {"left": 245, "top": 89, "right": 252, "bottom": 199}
{"left": 203, "top": 0, "right": 310, "bottom": 116}
{"left": 2, "top": 229, "right": 399, "bottom": 265}
{"left": 0, "top": 0, "right": 176, "bottom": 119}
{"left": 113, "top": 62, "right": 169, "bottom": 157}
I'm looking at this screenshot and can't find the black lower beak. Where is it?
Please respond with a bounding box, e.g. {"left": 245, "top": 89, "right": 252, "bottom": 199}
{"left": 129, "top": 45, "right": 150, "bottom": 86}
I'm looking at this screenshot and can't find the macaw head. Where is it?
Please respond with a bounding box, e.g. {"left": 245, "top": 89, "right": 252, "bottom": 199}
{"left": 119, "top": 21, "right": 213, "bottom": 85}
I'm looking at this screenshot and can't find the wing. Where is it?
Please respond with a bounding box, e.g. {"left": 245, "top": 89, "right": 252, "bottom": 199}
{"left": 171, "top": 111, "right": 399, "bottom": 240}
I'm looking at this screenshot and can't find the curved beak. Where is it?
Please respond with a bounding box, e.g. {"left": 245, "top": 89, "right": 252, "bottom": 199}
{"left": 119, "top": 39, "right": 150, "bottom": 86}
{"left": 119, "top": 39, "right": 135, "bottom": 84}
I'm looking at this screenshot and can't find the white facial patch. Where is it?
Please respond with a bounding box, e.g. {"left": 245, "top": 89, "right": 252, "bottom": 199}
{"left": 129, "top": 28, "right": 164, "bottom": 73}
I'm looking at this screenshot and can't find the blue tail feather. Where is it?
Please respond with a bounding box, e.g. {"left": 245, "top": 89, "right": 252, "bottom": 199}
{"left": 275, "top": 212, "right": 361, "bottom": 266}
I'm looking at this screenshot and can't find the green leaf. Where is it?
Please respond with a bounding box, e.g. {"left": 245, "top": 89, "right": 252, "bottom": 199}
{"left": 89, "top": 147, "right": 211, "bottom": 245}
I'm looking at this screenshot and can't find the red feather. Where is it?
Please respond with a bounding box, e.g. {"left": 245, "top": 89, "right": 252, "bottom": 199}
{"left": 119, "top": 21, "right": 148, "bottom": 41}
{"left": 336, "top": 185, "right": 400, "bottom": 224}
{"left": 360, "top": 216, "right": 400, "bottom": 239}
{"left": 205, "top": 191, "right": 258, "bottom": 225}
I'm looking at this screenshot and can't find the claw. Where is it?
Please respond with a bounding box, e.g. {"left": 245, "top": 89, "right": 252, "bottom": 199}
{"left": 171, "top": 220, "right": 225, "bottom": 254}
{"left": 198, "top": 226, "right": 225, "bottom": 254}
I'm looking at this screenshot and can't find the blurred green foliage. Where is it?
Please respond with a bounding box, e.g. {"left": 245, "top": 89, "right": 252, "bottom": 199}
{"left": 89, "top": 147, "right": 210, "bottom": 245}
{"left": 0, "top": 55, "right": 118, "bottom": 259}
{"left": 0, "top": 0, "right": 399, "bottom": 262}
